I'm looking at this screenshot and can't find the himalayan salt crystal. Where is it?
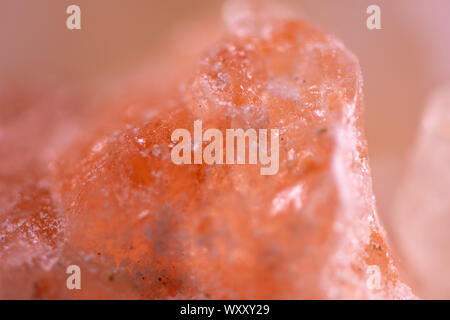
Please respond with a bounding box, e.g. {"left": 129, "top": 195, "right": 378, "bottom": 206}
{"left": 51, "top": 1, "right": 414, "bottom": 299}
{"left": 0, "top": 83, "right": 140, "bottom": 299}
{"left": 391, "top": 85, "right": 450, "bottom": 299}
{"left": 0, "top": 84, "right": 68, "bottom": 299}
{"left": 0, "top": 1, "right": 415, "bottom": 299}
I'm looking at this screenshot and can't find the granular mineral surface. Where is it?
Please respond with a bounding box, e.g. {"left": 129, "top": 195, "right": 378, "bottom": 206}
{"left": 0, "top": 1, "right": 415, "bottom": 299}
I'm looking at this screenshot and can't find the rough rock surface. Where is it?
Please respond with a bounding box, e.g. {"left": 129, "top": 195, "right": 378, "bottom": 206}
{"left": 0, "top": 1, "right": 415, "bottom": 299}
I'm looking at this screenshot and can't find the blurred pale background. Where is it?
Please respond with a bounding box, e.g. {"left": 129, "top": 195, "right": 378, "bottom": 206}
{"left": 1, "top": 0, "right": 450, "bottom": 297}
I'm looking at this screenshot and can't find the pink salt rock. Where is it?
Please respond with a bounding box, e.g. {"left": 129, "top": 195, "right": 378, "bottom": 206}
{"left": 0, "top": 1, "right": 415, "bottom": 299}
{"left": 52, "top": 1, "right": 414, "bottom": 299}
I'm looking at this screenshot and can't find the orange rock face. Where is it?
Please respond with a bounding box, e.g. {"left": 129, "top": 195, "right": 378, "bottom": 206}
{"left": 0, "top": 1, "right": 414, "bottom": 299}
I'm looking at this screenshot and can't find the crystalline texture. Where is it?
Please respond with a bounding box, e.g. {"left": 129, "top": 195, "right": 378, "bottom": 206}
{"left": 52, "top": 2, "right": 413, "bottom": 299}
{"left": 0, "top": 1, "right": 414, "bottom": 299}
